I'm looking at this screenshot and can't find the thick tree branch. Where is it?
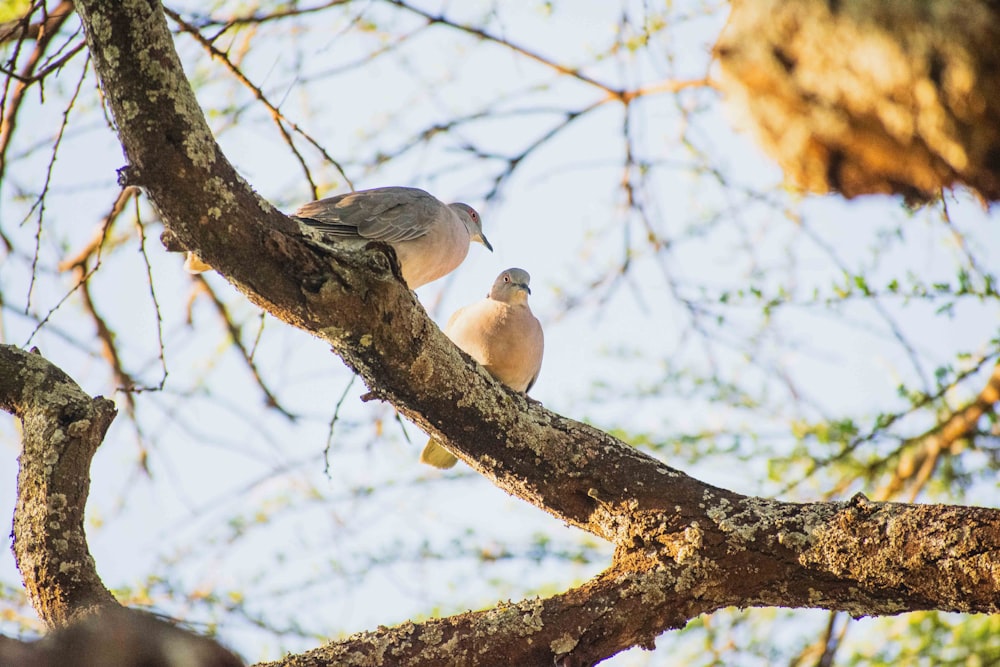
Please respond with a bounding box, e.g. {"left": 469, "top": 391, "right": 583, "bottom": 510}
{"left": 65, "top": 1, "right": 1000, "bottom": 665}
{"left": 0, "top": 344, "right": 118, "bottom": 627}
{"left": 256, "top": 493, "right": 1000, "bottom": 666}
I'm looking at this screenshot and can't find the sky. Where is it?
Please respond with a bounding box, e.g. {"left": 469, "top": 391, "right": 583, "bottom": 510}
{"left": 2, "top": 1, "right": 999, "bottom": 665}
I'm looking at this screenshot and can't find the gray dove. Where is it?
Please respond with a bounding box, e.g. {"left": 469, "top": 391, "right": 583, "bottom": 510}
{"left": 294, "top": 186, "right": 491, "bottom": 289}
{"left": 185, "top": 186, "right": 491, "bottom": 289}
{"left": 420, "top": 268, "right": 544, "bottom": 469}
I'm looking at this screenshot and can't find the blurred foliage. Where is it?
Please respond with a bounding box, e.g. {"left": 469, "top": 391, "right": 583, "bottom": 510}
{"left": 846, "top": 613, "right": 1000, "bottom": 667}
{"left": 0, "top": 1, "right": 31, "bottom": 23}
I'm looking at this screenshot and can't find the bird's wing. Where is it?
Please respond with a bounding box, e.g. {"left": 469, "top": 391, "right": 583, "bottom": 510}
{"left": 519, "top": 313, "right": 545, "bottom": 393}
{"left": 294, "top": 187, "right": 437, "bottom": 243}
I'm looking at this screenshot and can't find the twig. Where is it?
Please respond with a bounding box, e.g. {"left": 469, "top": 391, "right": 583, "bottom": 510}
{"left": 164, "top": 7, "right": 352, "bottom": 198}
{"left": 192, "top": 275, "right": 298, "bottom": 420}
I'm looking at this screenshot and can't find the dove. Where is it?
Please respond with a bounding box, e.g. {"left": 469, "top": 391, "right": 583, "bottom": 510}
{"left": 420, "top": 268, "right": 544, "bottom": 469}
{"left": 185, "top": 186, "right": 491, "bottom": 289}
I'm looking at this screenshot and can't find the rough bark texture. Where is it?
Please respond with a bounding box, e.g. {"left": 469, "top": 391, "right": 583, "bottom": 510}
{"left": 715, "top": 0, "right": 1000, "bottom": 201}
{"left": 2, "top": 1, "right": 995, "bottom": 665}
{"left": 0, "top": 345, "right": 119, "bottom": 627}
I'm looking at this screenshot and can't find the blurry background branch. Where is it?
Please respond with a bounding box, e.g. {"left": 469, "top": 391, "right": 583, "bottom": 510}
{"left": 716, "top": 0, "right": 1000, "bottom": 201}
{"left": 876, "top": 361, "right": 1000, "bottom": 502}
{"left": 0, "top": 1, "right": 74, "bottom": 45}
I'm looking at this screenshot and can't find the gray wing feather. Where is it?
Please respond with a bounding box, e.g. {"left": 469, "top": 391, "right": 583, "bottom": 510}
{"left": 294, "top": 187, "right": 440, "bottom": 243}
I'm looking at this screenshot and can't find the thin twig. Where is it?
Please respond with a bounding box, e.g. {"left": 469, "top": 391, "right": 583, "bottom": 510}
{"left": 0, "top": 1, "right": 74, "bottom": 45}
{"left": 133, "top": 195, "right": 169, "bottom": 392}
{"left": 324, "top": 374, "right": 358, "bottom": 476}
{"left": 21, "top": 57, "right": 91, "bottom": 335}
{"left": 192, "top": 275, "right": 298, "bottom": 421}
{"left": 164, "top": 7, "right": 352, "bottom": 198}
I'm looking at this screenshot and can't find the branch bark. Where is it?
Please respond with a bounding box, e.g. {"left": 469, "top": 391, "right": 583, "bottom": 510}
{"left": 256, "top": 494, "right": 1000, "bottom": 666}
{"left": 0, "top": 345, "right": 118, "bottom": 627}
{"left": 0, "top": 1, "right": 984, "bottom": 665}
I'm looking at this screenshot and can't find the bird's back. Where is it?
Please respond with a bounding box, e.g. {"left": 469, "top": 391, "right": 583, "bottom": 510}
{"left": 294, "top": 187, "right": 438, "bottom": 242}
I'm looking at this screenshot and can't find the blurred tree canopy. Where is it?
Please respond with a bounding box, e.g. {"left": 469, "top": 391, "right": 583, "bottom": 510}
{"left": 2, "top": 1, "right": 999, "bottom": 665}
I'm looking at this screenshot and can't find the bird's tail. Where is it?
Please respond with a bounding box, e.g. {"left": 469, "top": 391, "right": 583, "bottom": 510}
{"left": 420, "top": 438, "right": 458, "bottom": 469}
{"left": 184, "top": 252, "right": 212, "bottom": 274}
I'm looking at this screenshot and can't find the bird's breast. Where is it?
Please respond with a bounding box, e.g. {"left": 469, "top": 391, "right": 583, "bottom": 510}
{"left": 394, "top": 213, "right": 470, "bottom": 288}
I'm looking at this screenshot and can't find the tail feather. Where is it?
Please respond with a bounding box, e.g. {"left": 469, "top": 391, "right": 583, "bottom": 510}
{"left": 420, "top": 439, "right": 458, "bottom": 469}
{"left": 184, "top": 252, "right": 212, "bottom": 274}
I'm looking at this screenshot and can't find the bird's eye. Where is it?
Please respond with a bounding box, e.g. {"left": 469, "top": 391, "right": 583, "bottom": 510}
{"left": 503, "top": 275, "right": 511, "bottom": 282}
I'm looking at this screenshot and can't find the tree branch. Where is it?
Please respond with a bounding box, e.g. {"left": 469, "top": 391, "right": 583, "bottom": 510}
{"left": 877, "top": 362, "right": 1000, "bottom": 501}
{"left": 0, "top": 1, "right": 77, "bottom": 186}
{"left": 254, "top": 492, "right": 1000, "bottom": 666}
{"left": 0, "top": 606, "right": 242, "bottom": 666}
{"left": 0, "top": 344, "right": 118, "bottom": 627}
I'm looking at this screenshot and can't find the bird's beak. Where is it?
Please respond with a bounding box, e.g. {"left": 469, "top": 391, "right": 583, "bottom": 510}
{"left": 474, "top": 232, "right": 493, "bottom": 252}
{"left": 518, "top": 282, "right": 531, "bottom": 295}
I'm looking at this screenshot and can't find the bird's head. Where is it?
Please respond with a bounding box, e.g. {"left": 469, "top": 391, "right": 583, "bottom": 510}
{"left": 451, "top": 203, "right": 492, "bottom": 252}
{"left": 490, "top": 268, "right": 532, "bottom": 304}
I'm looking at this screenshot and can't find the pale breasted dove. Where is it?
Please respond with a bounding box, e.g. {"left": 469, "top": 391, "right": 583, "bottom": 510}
{"left": 185, "top": 186, "right": 491, "bottom": 289}
{"left": 420, "top": 268, "right": 544, "bottom": 469}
